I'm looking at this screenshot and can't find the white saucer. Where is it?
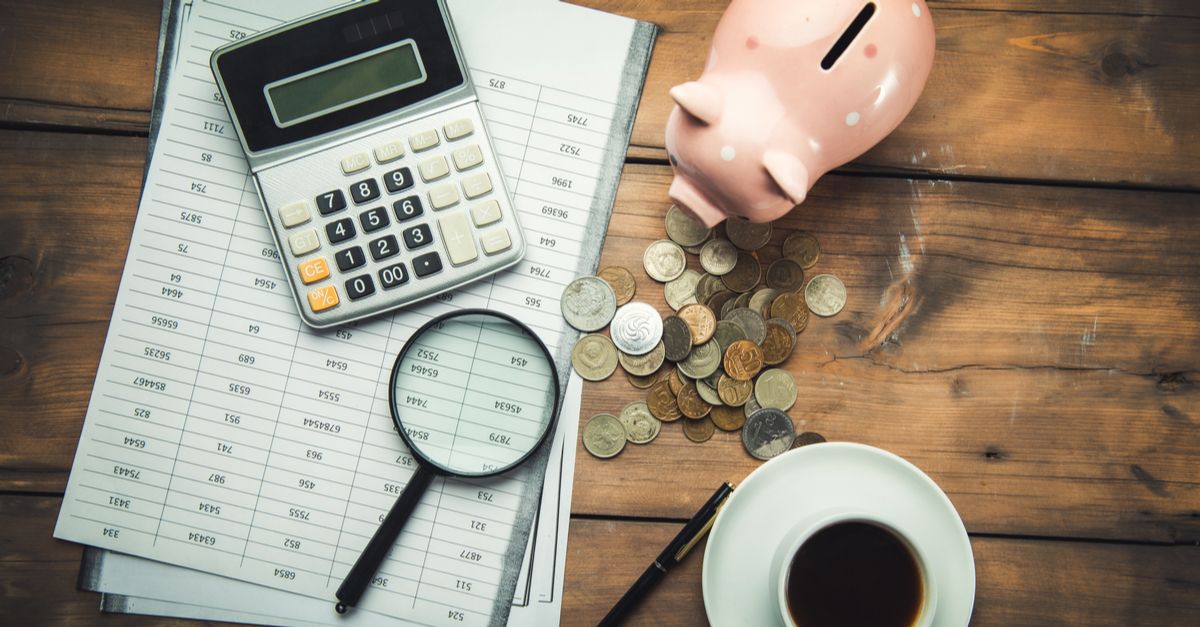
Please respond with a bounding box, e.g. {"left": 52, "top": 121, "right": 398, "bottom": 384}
{"left": 702, "top": 442, "right": 975, "bottom": 626}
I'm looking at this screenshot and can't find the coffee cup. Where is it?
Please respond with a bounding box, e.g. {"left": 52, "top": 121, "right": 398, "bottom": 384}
{"left": 770, "top": 510, "right": 937, "bottom": 627}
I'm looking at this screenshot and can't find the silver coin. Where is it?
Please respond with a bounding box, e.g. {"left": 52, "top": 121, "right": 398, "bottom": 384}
{"left": 665, "top": 204, "right": 712, "bottom": 247}
{"left": 713, "top": 319, "right": 748, "bottom": 356}
{"left": 727, "top": 307, "right": 767, "bottom": 345}
{"left": 678, "top": 338, "right": 720, "bottom": 379}
{"left": 743, "top": 395, "right": 762, "bottom": 419}
{"left": 571, "top": 334, "right": 618, "bottom": 381}
{"left": 695, "top": 378, "right": 723, "bottom": 406}
{"left": 742, "top": 408, "right": 796, "bottom": 461}
{"left": 643, "top": 239, "right": 687, "bottom": 282}
{"left": 583, "top": 413, "right": 626, "bottom": 459}
{"left": 561, "top": 276, "right": 617, "bottom": 331}
{"left": 754, "top": 368, "right": 797, "bottom": 411}
{"left": 748, "top": 288, "right": 779, "bottom": 318}
{"left": 664, "top": 269, "right": 701, "bottom": 311}
{"left": 804, "top": 274, "right": 847, "bottom": 317}
{"left": 618, "top": 341, "right": 666, "bottom": 376}
{"left": 609, "top": 301, "right": 663, "bottom": 356}
{"left": 619, "top": 401, "right": 662, "bottom": 444}
{"left": 699, "top": 238, "right": 738, "bottom": 276}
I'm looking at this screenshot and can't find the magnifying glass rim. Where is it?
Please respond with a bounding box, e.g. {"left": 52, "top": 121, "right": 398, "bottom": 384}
{"left": 387, "top": 307, "right": 562, "bottom": 478}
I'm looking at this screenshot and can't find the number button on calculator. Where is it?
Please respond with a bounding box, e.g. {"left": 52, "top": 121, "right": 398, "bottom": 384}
{"left": 393, "top": 196, "right": 423, "bottom": 221}
{"left": 351, "top": 178, "right": 380, "bottom": 204}
{"left": 402, "top": 224, "right": 434, "bottom": 250}
{"left": 379, "top": 263, "right": 409, "bottom": 289}
{"left": 360, "top": 207, "right": 390, "bottom": 233}
{"left": 384, "top": 167, "right": 415, "bottom": 193}
{"left": 345, "top": 274, "right": 376, "bottom": 300}
{"left": 317, "top": 190, "right": 347, "bottom": 215}
{"left": 370, "top": 235, "right": 400, "bottom": 261}
{"left": 336, "top": 246, "right": 367, "bottom": 272}
{"left": 326, "top": 218, "right": 356, "bottom": 244}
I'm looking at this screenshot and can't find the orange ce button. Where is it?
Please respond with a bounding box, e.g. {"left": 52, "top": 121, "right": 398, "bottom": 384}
{"left": 298, "top": 257, "right": 331, "bottom": 284}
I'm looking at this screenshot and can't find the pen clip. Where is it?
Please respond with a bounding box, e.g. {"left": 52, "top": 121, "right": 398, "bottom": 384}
{"left": 673, "top": 490, "right": 732, "bottom": 562}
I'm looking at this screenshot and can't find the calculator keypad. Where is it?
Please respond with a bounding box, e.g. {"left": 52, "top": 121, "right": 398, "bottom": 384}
{"left": 258, "top": 108, "right": 523, "bottom": 327}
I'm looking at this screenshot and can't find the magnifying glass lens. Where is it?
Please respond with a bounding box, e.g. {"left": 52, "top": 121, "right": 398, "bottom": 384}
{"left": 393, "top": 312, "right": 557, "bottom": 474}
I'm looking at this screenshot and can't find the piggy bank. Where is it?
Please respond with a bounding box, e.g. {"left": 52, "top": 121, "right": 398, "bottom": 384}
{"left": 665, "top": 0, "right": 936, "bottom": 226}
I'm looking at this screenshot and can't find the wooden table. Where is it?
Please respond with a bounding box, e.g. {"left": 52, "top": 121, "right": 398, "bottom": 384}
{"left": 2, "top": 1, "right": 1198, "bottom": 624}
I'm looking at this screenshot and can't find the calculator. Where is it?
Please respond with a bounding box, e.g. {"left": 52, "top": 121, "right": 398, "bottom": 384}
{"left": 211, "top": 0, "right": 524, "bottom": 328}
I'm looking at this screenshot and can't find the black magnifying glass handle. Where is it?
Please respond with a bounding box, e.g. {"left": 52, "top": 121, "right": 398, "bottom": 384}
{"left": 335, "top": 465, "right": 435, "bottom": 614}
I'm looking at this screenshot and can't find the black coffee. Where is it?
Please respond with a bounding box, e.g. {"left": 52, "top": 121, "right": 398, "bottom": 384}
{"left": 785, "top": 521, "right": 923, "bottom": 627}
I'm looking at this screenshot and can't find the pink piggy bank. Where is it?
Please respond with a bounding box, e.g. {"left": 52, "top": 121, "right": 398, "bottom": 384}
{"left": 665, "top": 0, "right": 936, "bottom": 226}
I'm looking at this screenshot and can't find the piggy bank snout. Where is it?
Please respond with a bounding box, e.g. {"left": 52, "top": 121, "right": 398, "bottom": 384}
{"left": 668, "top": 176, "right": 727, "bottom": 227}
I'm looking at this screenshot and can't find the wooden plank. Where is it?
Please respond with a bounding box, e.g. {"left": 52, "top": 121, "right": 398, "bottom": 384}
{"left": 3, "top": 2, "right": 1197, "bottom": 187}
{"left": 570, "top": 163, "right": 1200, "bottom": 542}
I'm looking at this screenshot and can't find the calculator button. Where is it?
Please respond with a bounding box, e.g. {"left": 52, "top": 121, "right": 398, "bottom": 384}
{"left": 438, "top": 213, "right": 479, "bottom": 266}
{"left": 316, "top": 190, "right": 347, "bottom": 215}
{"left": 335, "top": 246, "right": 366, "bottom": 271}
{"left": 326, "top": 217, "right": 356, "bottom": 244}
{"left": 278, "top": 201, "right": 311, "bottom": 228}
{"left": 307, "top": 285, "right": 340, "bottom": 313}
{"left": 444, "top": 118, "right": 475, "bottom": 141}
{"left": 393, "top": 195, "right": 424, "bottom": 222}
{"left": 451, "top": 144, "right": 484, "bottom": 171}
{"left": 298, "top": 257, "right": 331, "bottom": 285}
{"left": 480, "top": 227, "right": 513, "bottom": 255}
{"left": 402, "top": 224, "right": 435, "bottom": 250}
{"left": 359, "top": 207, "right": 390, "bottom": 233}
{"left": 288, "top": 229, "right": 320, "bottom": 256}
{"left": 413, "top": 252, "right": 443, "bottom": 278}
{"left": 369, "top": 235, "right": 401, "bottom": 260}
{"left": 418, "top": 155, "right": 450, "bottom": 182}
{"left": 462, "top": 172, "right": 493, "bottom": 199}
{"left": 379, "top": 263, "right": 410, "bottom": 289}
{"left": 373, "top": 140, "right": 405, "bottom": 164}
{"left": 409, "top": 129, "right": 440, "bottom": 152}
{"left": 350, "top": 178, "right": 380, "bottom": 204}
{"left": 345, "top": 274, "right": 376, "bottom": 300}
{"left": 429, "top": 184, "right": 460, "bottom": 210}
{"left": 340, "top": 153, "right": 371, "bottom": 174}
{"left": 384, "top": 167, "right": 415, "bottom": 193}
{"left": 470, "top": 200, "right": 502, "bottom": 227}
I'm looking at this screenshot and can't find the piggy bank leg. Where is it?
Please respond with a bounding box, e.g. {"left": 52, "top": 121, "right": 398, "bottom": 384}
{"left": 669, "top": 176, "right": 727, "bottom": 227}
{"left": 762, "top": 150, "right": 810, "bottom": 205}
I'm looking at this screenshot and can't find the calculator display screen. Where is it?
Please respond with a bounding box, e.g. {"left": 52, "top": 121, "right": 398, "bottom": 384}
{"left": 266, "top": 41, "right": 427, "bottom": 128}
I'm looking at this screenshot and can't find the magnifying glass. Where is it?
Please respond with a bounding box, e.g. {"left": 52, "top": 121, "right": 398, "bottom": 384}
{"left": 334, "top": 308, "right": 561, "bottom": 614}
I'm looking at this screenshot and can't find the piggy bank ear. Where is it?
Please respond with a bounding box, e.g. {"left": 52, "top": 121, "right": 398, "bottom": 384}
{"left": 670, "top": 81, "right": 722, "bottom": 125}
{"left": 763, "top": 150, "right": 810, "bottom": 205}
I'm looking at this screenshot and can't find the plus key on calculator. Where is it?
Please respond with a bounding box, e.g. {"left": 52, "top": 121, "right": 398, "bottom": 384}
{"left": 211, "top": 0, "right": 524, "bottom": 328}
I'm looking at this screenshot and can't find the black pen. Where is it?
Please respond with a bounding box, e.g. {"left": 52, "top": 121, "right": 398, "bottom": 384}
{"left": 599, "top": 482, "right": 735, "bottom": 626}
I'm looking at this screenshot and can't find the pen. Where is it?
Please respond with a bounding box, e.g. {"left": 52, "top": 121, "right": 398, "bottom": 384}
{"left": 598, "top": 482, "right": 735, "bottom": 626}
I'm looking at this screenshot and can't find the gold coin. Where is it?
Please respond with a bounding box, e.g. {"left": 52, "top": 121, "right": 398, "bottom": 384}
{"left": 711, "top": 404, "right": 747, "bottom": 431}
{"left": 724, "top": 216, "right": 773, "bottom": 251}
{"left": 571, "top": 334, "right": 618, "bottom": 381}
{"left": 754, "top": 368, "right": 797, "bottom": 411}
{"left": 720, "top": 252, "right": 761, "bottom": 293}
{"left": 765, "top": 258, "right": 805, "bottom": 291}
{"left": 617, "top": 341, "right": 665, "bottom": 376}
{"left": 626, "top": 370, "right": 659, "bottom": 389}
{"left": 665, "top": 204, "right": 712, "bottom": 247}
{"left": 664, "top": 269, "right": 701, "bottom": 311}
{"left": 723, "top": 339, "right": 764, "bottom": 381}
{"left": 620, "top": 401, "right": 662, "bottom": 444}
{"left": 782, "top": 232, "right": 821, "bottom": 269}
{"left": 793, "top": 431, "right": 827, "bottom": 448}
{"left": 676, "top": 381, "right": 712, "bottom": 419}
{"left": 677, "top": 303, "right": 717, "bottom": 345}
{"left": 717, "top": 375, "right": 754, "bottom": 406}
{"left": 668, "top": 368, "right": 687, "bottom": 396}
{"left": 597, "top": 265, "right": 636, "bottom": 306}
{"left": 647, "top": 380, "right": 683, "bottom": 422}
{"left": 583, "top": 413, "right": 626, "bottom": 459}
{"left": 769, "top": 291, "right": 809, "bottom": 332}
{"left": 761, "top": 318, "right": 797, "bottom": 365}
{"left": 683, "top": 416, "right": 716, "bottom": 442}
{"left": 699, "top": 238, "right": 738, "bottom": 276}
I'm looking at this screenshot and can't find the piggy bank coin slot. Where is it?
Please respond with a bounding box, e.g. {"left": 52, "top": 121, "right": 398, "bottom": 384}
{"left": 820, "top": 2, "right": 877, "bottom": 71}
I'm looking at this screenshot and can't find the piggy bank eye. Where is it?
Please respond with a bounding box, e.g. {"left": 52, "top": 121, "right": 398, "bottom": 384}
{"left": 821, "top": 2, "right": 876, "bottom": 70}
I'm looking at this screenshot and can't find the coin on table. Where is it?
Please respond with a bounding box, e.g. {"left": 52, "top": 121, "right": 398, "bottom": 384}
{"left": 743, "top": 395, "right": 762, "bottom": 419}
{"left": 710, "top": 404, "right": 747, "bottom": 431}
{"left": 782, "top": 231, "right": 821, "bottom": 269}
{"left": 677, "top": 303, "right": 717, "bottom": 345}
{"left": 678, "top": 338, "right": 721, "bottom": 379}
{"left": 725, "top": 292, "right": 753, "bottom": 318}
{"left": 712, "top": 319, "right": 748, "bottom": 356}
{"left": 706, "top": 290, "right": 737, "bottom": 318}
{"left": 583, "top": 413, "right": 626, "bottom": 459}
{"left": 647, "top": 379, "right": 684, "bottom": 422}
{"left": 727, "top": 307, "right": 767, "bottom": 345}
{"left": 610, "top": 301, "right": 663, "bottom": 356}
{"left": 598, "top": 265, "right": 636, "bottom": 305}
{"left": 699, "top": 238, "right": 738, "bottom": 276}
{"left": 754, "top": 368, "right": 797, "bottom": 411}
{"left": 571, "top": 334, "right": 619, "bottom": 381}
{"left": 793, "top": 431, "right": 827, "bottom": 449}
{"left": 761, "top": 318, "right": 798, "bottom": 365}
{"left": 668, "top": 368, "right": 687, "bottom": 395}
{"left": 665, "top": 204, "right": 712, "bottom": 247}
{"left": 769, "top": 291, "right": 810, "bottom": 332}
{"left": 748, "top": 287, "right": 779, "bottom": 318}
{"left": 742, "top": 408, "right": 796, "bottom": 460}
{"left": 627, "top": 370, "right": 659, "bottom": 389}
{"left": 683, "top": 415, "right": 716, "bottom": 442}
{"left": 723, "top": 339, "right": 764, "bottom": 381}
{"left": 664, "top": 269, "right": 701, "bottom": 311}
{"left": 643, "top": 239, "right": 687, "bottom": 282}
{"left": 717, "top": 374, "right": 754, "bottom": 406}
{"left": 724, "top": 216, "right": 773, "bottom": 251}
{"left": 694, "top": 273, "right": 722, "bottom": 304}
{"left": 561, "top": 276, "right": 617, "bottom": 332}
{"left": 804, "top": 274, "right": 847, "bottom": 317}
{"left": 620, "top": 400, "right": 662, "bottom": 444}
{"left": 695, "top": 378, "right": 723, "bottom": 406}
{"left": 661, "top": 315, "right": 694, "bottom": 362}
{"left": 618, "top": 340, "right": 665, "bottom": 377}
{"left": 676, "top": 381, "right": 713, "bottom": 419}
{"left": 765, "top": 258, "right": 806, "bottom": 291}
{"left": 720, "top": 252, "right": 762, "bottom": 293}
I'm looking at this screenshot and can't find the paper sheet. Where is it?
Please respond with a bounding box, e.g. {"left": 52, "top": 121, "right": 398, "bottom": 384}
{"left": 55, "top": 0, "right": 655, "bottom": 625}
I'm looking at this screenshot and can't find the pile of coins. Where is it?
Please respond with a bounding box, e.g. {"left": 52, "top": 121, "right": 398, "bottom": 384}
{"left": 566, "top": 206, "right": 846, "bottom": 461}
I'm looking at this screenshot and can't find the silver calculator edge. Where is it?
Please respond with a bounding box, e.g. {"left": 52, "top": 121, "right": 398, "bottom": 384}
{"left": 209, "top": 0, "right": 526, "bottom": 329}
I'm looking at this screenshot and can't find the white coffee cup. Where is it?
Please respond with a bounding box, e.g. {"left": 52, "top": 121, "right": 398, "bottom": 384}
{"left": 770, "top": 510, "right": 938, "bottom": 627}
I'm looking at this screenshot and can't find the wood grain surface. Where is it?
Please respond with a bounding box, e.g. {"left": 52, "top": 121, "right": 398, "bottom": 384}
{"left": 1, "top": 0, "right": 1198, "bottom": 625}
